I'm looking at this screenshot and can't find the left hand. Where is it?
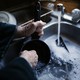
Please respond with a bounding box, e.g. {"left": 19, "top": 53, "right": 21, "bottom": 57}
{"left": 20, "top": 50, "right": 38, "bottom": 67}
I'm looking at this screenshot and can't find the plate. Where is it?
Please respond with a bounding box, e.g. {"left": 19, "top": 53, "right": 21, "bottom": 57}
{"left": 0, "top": 11, "right": 17, "bottom": 25}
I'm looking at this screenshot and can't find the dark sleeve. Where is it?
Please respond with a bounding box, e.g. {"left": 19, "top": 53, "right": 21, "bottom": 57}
{"left": 0, "top": 22, "right": 16, "bottom": 58}
{"left": 0, "top": 57, "right": 37, "bottom": 80}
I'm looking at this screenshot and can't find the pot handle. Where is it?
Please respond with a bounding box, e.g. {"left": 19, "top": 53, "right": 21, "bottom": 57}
{"left": 31, "top": 32, "right": 40, "bottom": 39}
{"left": 31, "top": 1, "right": 41, "bottom": 40}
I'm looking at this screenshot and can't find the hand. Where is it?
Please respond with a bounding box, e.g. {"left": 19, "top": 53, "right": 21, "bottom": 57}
{"left": 16, "top": 20, "right": 46, "bottom": 37}
{"left": 20, "top": 50, "right": 38, "bottom": 67}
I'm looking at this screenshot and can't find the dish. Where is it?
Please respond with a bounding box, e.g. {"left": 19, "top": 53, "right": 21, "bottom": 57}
{"left": 0, "top": 11, "right": 17, "bottom": 25}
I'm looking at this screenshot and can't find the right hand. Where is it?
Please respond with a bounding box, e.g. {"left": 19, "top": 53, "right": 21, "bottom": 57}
{"left": 20, "top": 50, "right": 38, "bottom": 67}
{"left": 16, "top": 20, "right": 46, "bottom": 37}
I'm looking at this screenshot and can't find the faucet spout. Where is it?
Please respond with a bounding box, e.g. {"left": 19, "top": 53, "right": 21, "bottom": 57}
{"left": 57, "top": 3, "right": 65, "bottom": 15}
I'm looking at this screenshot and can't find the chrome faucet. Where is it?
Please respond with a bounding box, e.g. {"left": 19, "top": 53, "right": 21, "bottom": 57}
{"left": 56, "top": 3, "right": 65, "bottom": 15}
{"left": 72, "top": 8, "right": 80, "bottom": 23}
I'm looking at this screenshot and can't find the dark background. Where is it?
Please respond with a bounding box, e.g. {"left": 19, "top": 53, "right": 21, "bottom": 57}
{"left": 0, "top": 0, "right": 36, "bottom": 11}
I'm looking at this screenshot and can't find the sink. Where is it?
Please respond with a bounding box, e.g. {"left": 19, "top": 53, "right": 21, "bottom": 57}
{"left": 38, "top": 22, "right": 80, "bottom": 80}
{"left": 41, "top": 22, "right": 80, "bottom": 43}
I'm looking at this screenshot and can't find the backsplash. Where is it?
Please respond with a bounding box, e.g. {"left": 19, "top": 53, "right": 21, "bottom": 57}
{"left": 41, "top": 0, "right": 80, "bottom": 13}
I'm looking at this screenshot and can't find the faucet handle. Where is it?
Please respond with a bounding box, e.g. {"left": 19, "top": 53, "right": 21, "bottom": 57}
{"left": 72, "top": 8, "right": 80, "bottom": 23}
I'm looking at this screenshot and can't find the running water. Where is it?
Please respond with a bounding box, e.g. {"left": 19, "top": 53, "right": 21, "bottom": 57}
{"left": 57, "top": 11, "right": 62, "bottom": 46}
{"left": 57, "top": 11, "right": 71, "bottom": 80}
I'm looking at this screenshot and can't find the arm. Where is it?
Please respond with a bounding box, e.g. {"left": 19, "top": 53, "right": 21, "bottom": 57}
{"left": 0, "top": 58, "right": 37, "bottom": 80}
{"left": 0, "top": 50, "right": 38, "bottom": 80}
{"left": 0, "top": 22, "right": 16, "bottom": 57}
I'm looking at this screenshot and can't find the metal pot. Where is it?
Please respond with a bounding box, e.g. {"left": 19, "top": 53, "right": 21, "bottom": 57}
{"left": 21, "top": 39, "right": 51, "bottom": 71}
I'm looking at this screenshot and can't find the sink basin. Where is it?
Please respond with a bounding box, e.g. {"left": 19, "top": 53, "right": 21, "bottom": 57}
{"left": 38, "top": 22, "right": 80, "bottom": 80}
{"left": 41, "top": 22, "right": 80, "bottom": 43}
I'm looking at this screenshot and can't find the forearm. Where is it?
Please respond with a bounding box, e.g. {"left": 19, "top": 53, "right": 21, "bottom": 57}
{"left": 14, "top": 26, "right": 26, "bottom": 38}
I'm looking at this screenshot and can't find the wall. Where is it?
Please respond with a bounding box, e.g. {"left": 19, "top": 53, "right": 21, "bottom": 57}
{"left": 41, "top": 0, "right": 80, "bottom": 13}
{"left": 55, "top": 0, "right": 80, "bottom": 13}
{"left": 0, "top": 0, "right": 35, "bottom": 11}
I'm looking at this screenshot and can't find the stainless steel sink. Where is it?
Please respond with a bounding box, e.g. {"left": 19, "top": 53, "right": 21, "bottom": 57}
{"left": 38, "top": 21, "right": 80, "bottom": 80}
{"left": 41, "top": 22, "right": 80, "bottom": 43}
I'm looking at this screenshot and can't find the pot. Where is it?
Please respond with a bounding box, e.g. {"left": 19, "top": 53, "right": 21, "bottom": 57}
{"left": 21, "top": 0, "right": 51, "bottom": 71}
{"left": 21, "top": 39, "right": 51, "bottom": 71}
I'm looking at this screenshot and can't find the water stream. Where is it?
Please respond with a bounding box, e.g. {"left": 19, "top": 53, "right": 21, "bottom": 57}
{"left": 57, "top": 11, "right": 70, "bottom": 80}
{"left": 57, "top": 11, "right": 61, "bottom": 46}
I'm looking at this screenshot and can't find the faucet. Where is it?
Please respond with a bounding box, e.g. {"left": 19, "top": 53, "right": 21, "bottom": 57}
{"left": 56, "top": 3, "right": 65, "bottom": 15}
{"left": 56, "top": 4, "right": 80, "bottom": 24}
{"left": 72, "top": 8, "right": 80, "bottom": 23}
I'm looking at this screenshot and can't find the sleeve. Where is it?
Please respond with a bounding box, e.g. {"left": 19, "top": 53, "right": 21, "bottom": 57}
{"left": 0, "top": 57, "right": 37, "bottom": 80}
{"left": 0, "top": 22, "right": 16, "bottom": 58}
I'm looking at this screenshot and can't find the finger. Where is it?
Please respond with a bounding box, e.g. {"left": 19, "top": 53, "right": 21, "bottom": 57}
{"left": 20, "top": 50, "right": 28, "bottom": 54}
{"left": 32, "top": 60, "right": 38, "bottom": 67}
{"left": 30, "top": 50, "right": 37, "bottom": 55}
{"left": 30, "top": 50, "right": 37, "bottom": 53}
{"left": 29, "top": 50, "right": 38, "bottom": 58}
{"left": 35, "top": 27, "right": 44, "bottom": 36}
{"left": 35, "top": 21, "right": 45, "bottom": 34}
{"left": 36, "top": 27, "right": 43, "bottom": 32}
{"left": 36, "top": 20, "right": 46, "bottom": 27}
{"left": 38, "top": 31, "right": 44, "bottom": 36}
{"left": 25, "top": 22, "right": 37, "bottom": 36}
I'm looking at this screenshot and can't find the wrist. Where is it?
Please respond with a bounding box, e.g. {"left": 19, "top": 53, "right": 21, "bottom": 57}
{"left": 20, "top": 55, "right": 32, "bottom": 67}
